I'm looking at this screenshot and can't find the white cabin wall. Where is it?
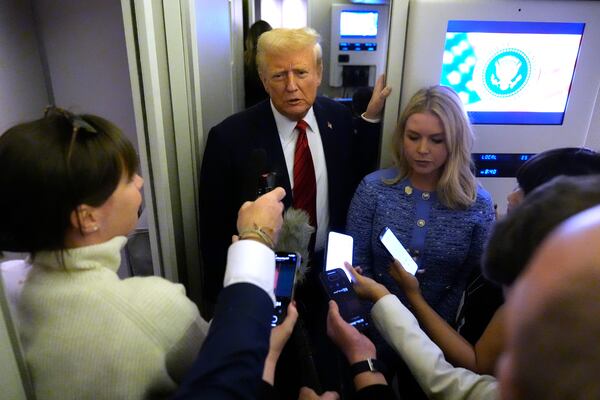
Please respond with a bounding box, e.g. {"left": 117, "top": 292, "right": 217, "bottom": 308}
{"left": 308, "top": 0, "right": 353, "bottom": 99}
{"left": 33, "top": 0, "right": 137, "bottom": 149}
{"left": 584, "top": 87, "right": 600, "bottom": 151}
{"left": 0, "top": 6, "right": 43, "bottom": 390}
{"left": 194, "top": 0, "right": 242, "bottom": 141}
{"left": 0, "top": 281, "right": 28, "bottom": 400}
{"left": 0, "top": 0, "right": 48, "bottom": 133}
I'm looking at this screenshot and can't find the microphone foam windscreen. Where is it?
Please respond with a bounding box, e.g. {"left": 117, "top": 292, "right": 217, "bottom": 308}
{"left": 276, "top": 208, "right": 315, "bottom": 283}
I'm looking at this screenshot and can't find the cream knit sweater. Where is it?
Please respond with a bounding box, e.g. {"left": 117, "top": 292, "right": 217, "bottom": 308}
{"left": 17, "top": 236, "right": 208, "bottom": 399}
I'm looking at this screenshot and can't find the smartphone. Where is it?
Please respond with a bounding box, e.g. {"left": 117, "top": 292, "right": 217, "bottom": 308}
{"left": 378, "top": 227, "right": 418, "bottom": 275}
{"left": 271, "top": 252, "right": 300, "bottom": 327}
{"left": 319, "top": 268, "right": 369, "bottom": 332}
{"left": 325, "top": 231, "right": 354, "bottom": 282}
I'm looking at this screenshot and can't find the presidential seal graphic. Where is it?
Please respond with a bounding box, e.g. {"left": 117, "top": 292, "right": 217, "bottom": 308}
{"left": 483, "top": 48, "right": 531, "bottom": 98}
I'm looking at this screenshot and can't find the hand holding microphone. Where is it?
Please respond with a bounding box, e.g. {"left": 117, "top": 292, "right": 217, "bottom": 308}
{"left": 237, "top": 187, "right": 286, "bottom": 248}
{"left": 246, "top": 148, "right": 278, "bottom": 199}
{"left": 257, "top": 172, "right": 278, "bottom": 197}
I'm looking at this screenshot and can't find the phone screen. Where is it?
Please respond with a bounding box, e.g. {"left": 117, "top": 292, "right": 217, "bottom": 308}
{"left": 320, "top": 268, "right": 369, "bottom": 332}
{"left": 272, "top": 252, "right": 300, "bottom": 327}
{"left": 379, "top": 227, "right": 418, "bottom": 275}
{"left": 325, "top": 231, "right": 354, "bottom": 282}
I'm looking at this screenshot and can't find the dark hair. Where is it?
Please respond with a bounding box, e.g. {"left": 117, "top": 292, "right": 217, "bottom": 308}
{"left": 483, "top": 174, "right": 600, "bottom": 286}
{"left": 244, "top": 20, "right": 273, "bottom": 70}
{"left": 517, "top": 147, "right": 600, "bottom": 195}
{"left": 0, "top": 110, "right": 138, "bottom": 254}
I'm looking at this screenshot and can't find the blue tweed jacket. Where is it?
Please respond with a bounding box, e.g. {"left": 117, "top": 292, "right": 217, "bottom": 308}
{"left": 346, "top": 167, "right": 495, "bottom": 324}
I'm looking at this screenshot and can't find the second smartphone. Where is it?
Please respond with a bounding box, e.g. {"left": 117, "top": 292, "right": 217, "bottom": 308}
{"left": 320, "top": 268, "right": 369, "bottom": 332}
{"left": 272, "top": 252, "right": 301, "bottom": 327}
{"left": 378, "top": 227, "right": 418, "bottom": 275}
{"left": 324, "top": 231, "right": 354, "bottom": 281}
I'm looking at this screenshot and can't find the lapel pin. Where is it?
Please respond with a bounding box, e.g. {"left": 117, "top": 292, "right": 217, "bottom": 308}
{"left": 327, "top": 121, "right": 333, "bottom": 129}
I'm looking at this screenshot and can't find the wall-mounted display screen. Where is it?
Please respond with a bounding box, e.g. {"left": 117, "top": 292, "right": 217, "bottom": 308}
{"left": 340, "top": 10, "right": 378, "bottom": 38}
{"left": 440, "top": 21, "right": 584, "bottom": 125}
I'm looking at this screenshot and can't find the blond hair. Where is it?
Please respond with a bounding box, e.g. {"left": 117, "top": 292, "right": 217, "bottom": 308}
{"left": 386, "top": 85, "right": 477, "bottom": 209}
{"left": 256, "top": 27, "right": 323, "bottom": 77}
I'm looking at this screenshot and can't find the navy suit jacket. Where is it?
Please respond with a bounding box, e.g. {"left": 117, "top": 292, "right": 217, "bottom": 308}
{"left": 199, "top": 97, "right": 380, "bottom": 305}
{"left": 173, "top": 283, "right": 272, "bottom": 399}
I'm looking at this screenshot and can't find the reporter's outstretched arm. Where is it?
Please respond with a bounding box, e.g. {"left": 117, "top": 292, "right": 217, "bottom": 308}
{"left": 346, "top": 261, "right": 497, "bottom": 398}
{"left": 370, "top": 295, "right": 498, "bottom": 400}
{"left": 389, "top": 260, "right": 500, "bottom": 374}
{"left": 224, "top": 187, "right": 285, "bottom": 302}
{"left": 262, "top": 302, "right": 298, "bottom": 385}
{"left": 174, "top": 189, "right": 285, "bottom": 400}
{"left": 326, "top": 301, "right": 396, "bottom": 399}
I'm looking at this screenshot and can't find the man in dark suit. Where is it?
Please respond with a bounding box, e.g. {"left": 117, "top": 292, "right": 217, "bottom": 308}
{"left": 199, "top": 27, "right": 390, "bottom": 311}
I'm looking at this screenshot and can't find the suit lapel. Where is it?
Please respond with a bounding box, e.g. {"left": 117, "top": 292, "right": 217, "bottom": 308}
{"left": 313, "top": 98, "right": 341, "bottom": 203}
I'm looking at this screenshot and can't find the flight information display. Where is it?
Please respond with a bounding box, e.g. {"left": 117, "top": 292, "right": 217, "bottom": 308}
{"left": 473, "top": 153, "right": 535, "bottom": 177}
{"left": 339, "top": 42, "right": 377, "bottom": 51}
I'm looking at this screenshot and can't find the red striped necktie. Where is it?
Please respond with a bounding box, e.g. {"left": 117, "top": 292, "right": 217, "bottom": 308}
{"left": 292, "top": 119, "right": 317, "bottom": 229}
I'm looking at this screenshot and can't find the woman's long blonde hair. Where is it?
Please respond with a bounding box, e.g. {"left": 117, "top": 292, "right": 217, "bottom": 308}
{"left": 386, "top": 85, "right": 477, "bottom": 209}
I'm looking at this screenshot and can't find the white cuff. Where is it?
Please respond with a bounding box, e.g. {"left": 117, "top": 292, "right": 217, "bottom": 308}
{"left": 223, "top": 240, "right": 276, "bottom": 303}
{"left": 361, "top": 112, "right": 381, "bottom": 124}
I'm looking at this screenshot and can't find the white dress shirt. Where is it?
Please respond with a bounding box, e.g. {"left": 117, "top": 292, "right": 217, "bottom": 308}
{"left": 224, "top": 240, "right": 276, "bottom": 303}
{"left": 372, "top": 295, "right": 499, "bottom": 400}
{"left": 271, "top": 102, "right": 330, "bottom": 251}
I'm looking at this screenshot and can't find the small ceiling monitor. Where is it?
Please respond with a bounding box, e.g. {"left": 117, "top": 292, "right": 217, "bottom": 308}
{"left": 440, "top": 20, "right": 584, "bottom": 125}
{"left": 340, "top": 10, "right": 379, "bottom": 38}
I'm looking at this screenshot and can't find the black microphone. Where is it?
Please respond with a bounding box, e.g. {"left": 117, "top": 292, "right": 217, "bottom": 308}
{"left": 242, "top": 148, "right": 269, "bottom": 200}
{"left": 257, "top": 171, "right": 277, "bottom": 197}
{"left": 246, "top": 148, "right": 278, "bottom": 198}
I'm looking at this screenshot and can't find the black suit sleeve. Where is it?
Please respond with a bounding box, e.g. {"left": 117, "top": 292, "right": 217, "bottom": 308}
{"left": 355, "top": 384, "right": 397, "bottom": 400}
{"left": 352, "top": 116, "right": 381, "bottom": 185}
{"left": 199, "top": 126, "right": 238, "bottom": 306}
{"left": 173, "top": 283, "right": 273, "bottom": 400}
{"left": 312, "top": 97, "right": 382, "bottom": 233}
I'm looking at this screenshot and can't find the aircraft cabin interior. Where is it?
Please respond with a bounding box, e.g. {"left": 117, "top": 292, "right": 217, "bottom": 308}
{"left": 2, "top": 0, "right": 600, "bottom": 397}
